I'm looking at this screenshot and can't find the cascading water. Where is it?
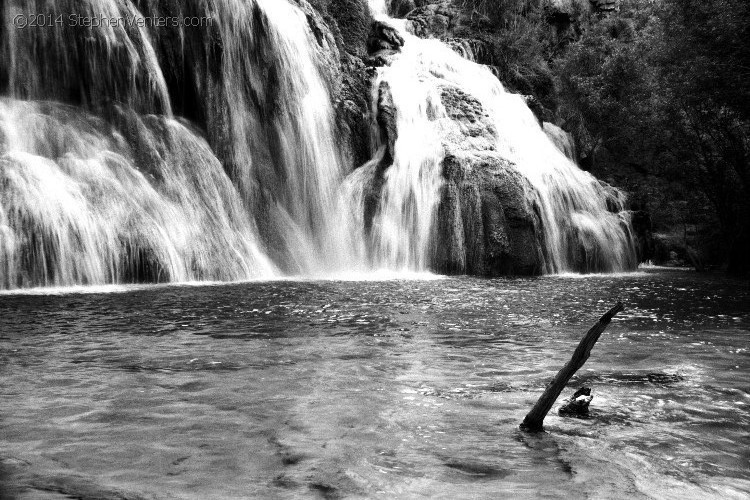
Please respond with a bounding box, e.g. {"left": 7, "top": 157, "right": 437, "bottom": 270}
{"left": 367, "top": 63, "right": 446, "bottom": 271}
{"left": 0, "top": 0, "right": 359, "bottom": 289}
{"left": 359, "top": 2, "right": 636, "bottom": 273}
{"left": 0, "top": 100, "right": 275, "bottom": 288}
{"left": 0, "top": 0, "right": 636, "bottom": 289}
{"left": 188, "top": 0, "right": 357, "bottom": 274}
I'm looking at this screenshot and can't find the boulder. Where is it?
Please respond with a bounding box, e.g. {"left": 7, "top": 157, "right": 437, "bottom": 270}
{"left": 436, "top": 153, "right": 545, "bottom": 276}
{"left": 367, "top": 20, "right": 405, "bottom": 52}
{"left": 376, "top": 81, "right": 398, "bottom": 165}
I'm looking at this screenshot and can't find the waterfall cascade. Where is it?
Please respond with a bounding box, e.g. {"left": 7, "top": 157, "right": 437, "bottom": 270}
{"left": 0, "top": 100, "right": 275, "bottom": 288}
{"left": 0, "top": 0, "right": 636, "bottom": 289}
{"left": 0, "top": 0, "right": 361, "bottom": 289}
{"left": 359, "top": 2, "right": 636, "bottom": 273}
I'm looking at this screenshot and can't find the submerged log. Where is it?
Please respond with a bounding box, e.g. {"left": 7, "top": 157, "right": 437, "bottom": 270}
{"left": 520, "top": 301, "right": 624, "bottom": 432}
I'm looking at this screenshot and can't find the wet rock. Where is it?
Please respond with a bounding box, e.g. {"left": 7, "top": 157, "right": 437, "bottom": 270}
{"left": 376, "top": 81, "right": 398, "bottom": 165}
{"left": 438, "top": 86, "right": 496, "bottom": 150}
{"left": 559, "top": 387, "right": 593, "bottom": 416}
{"left": 436, "top": 153, "right": 545, "bottom": 276}
{"left": 406, "top": 1, "right": 459, "bottom": 38}
{"left": 389, "top": 0, "right": 417, "bottom": 18}
{"left": 367, "top": 20, "right": 405, "bottom": 53}
{"left": 364, "top": 49, "right": 399, "bottom": 67}
{"left": 294, "top": 0, "right": 374, "bottom": 168}
{"left": 335, "top": 54, "right": 372, "bottom": 167}
{"left": 418, "top": 82, "right": 546, "bottom": 276}
{"left": 294, "top": 0, "right": 340, "bottom": 58}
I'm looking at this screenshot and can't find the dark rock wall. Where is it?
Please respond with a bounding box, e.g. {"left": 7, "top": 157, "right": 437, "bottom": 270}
{"left": 436, "top": 154, "right": 544, "bottom": 276}
{"left": 299, "top": 0, "right": 375, "bottom": 168}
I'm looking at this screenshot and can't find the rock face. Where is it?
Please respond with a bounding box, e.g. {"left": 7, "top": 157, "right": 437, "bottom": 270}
{"left": 432, "top": 85, "right": 545, "bottom": 275}
{"left": 296, "top": 0, "right": 375, "bottom": 167}
{"left": 367, "top": 20, "right": 405, "bottom": 52}
{"left": 406, "top": 1, "right": 461, "bottom": 38}
{"left": 436, "top": 153, "right": 545, "bottom": 275}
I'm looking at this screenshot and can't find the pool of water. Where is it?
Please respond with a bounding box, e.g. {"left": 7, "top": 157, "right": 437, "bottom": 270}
{"left": 1, "top": 269, "right": 748, "bottom": 499}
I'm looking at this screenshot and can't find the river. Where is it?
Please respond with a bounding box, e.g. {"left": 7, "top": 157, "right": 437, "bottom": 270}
{"left": 1, "top": 268, "right": 748, "bottom": 498}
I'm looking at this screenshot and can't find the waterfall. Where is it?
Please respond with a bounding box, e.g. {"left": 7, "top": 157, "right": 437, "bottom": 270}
{"left": 368, "top": 57, "right": 446, "bottom": 270}
{"left": 0, "top": 100, "right": 275, "bottom": 288}
{"left": 0, "top": 0, "right": 636, "bottom": 289}
{"left": 196, "top": 0, "right": 357, "bottom": 274}
{"left": 358, "top": 3, "right": 637, "bottom": 273}
{"left": 0, "top": 0, "right": 358, "bottom": 289}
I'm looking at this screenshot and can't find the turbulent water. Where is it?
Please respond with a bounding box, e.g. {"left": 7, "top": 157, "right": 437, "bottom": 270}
{"left": 0, "top": 0, "right": 635, "bottom": 289}
{"left": 1, "top": 270, "right": 748, "bottom": 498}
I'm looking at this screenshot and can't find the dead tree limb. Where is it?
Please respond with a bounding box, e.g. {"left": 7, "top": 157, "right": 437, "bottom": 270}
{"left": 520, "top": 301, "right": 624, "bottom": 432}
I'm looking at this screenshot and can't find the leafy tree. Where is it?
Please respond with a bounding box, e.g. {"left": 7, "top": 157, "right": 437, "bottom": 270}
{"left": 554, "top": 0, "right": 749, "bottom": 275}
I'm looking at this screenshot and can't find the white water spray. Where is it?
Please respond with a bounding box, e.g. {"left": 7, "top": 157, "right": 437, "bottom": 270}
{"left": 0, "top": 0, "right": 360, "bottom": 288}
{"left": 0, "top": 100, "right": 274, "bottom": 288}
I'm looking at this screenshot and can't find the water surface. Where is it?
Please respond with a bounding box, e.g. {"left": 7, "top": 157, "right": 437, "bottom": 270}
{"left": 1, "top": 269, "right": 748, "bottom": 498}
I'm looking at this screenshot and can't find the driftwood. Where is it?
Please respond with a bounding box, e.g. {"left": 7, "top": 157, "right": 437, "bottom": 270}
{"left": 520, "top": 301, "right": 624, "bottom": 432}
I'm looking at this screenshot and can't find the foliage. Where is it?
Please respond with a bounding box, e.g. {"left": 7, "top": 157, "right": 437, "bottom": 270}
{"left": 554, "top": 0, "right": 750, "bottom": 274}
{"left": 455, "top": 0, "right": 556, "bottom": 106}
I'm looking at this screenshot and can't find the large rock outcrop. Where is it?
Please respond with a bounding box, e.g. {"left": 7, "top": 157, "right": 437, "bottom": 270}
{"left": 432, "top": 85, "right": 545, "bottom": 275}
{"left": 436, "top": 153, "right": 545, "bottom": 275}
